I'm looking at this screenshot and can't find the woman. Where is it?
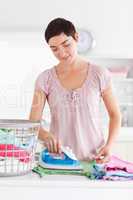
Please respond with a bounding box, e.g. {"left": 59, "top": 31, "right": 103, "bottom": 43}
{"left": 29, "top": 18, "right": 121, "bottom": 163}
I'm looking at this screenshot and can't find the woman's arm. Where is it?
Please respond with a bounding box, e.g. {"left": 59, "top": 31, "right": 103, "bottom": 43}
{"left": 96, "top": 85, "right": 121, "bottom": 163}
{"left": 102, "top": 85, "right": 121, "bottom": 148}
{"left": 29, "top": 89, "right": 61, "bottom": 153}
{"left": 29, "top": 89, "right": 49, "bottom": 140}
{"left": 29, "top": 89, "right": 46, "bottom": 121}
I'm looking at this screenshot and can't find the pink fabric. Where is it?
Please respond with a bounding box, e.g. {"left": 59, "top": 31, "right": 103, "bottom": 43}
{"left": 0, "top": 144, "right": 30, "bottom": 162}
{"left": 105, "top": 155, "right": 133, "bottom": 173}
{"left": 35, "top": 64, "right": 111, "bottom": 160}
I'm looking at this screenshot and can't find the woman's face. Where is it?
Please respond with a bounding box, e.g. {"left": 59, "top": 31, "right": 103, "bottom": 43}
{"left": 48, "top": 33, "right": 78, "bottom": 64}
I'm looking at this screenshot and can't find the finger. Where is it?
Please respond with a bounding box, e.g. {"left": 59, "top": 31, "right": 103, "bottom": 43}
{"left": 45, "top": 141, "right": 51, "bottom": 152}
{"left": 44, "top": 140, "right": 49, "bottom": 149}
{"left": 52, "top": 138, "right": 58, "bottom": 153}
{"left": 57, "top": 140, "right": 61, "bottom": 154}
{"left": 102, "top": 155, "right": 111, "bottom": 163}
{"left": 48, "top": 139, "right": 54, "bottom": 153}
{"left": 96, "top": 155, "right": 110, "bottom": 164}
{"left": 95, "top": 150, "right": 104, "bottom": 159}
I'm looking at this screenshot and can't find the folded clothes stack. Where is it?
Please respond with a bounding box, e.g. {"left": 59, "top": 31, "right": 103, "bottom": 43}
{"left": 82, "top": 155, "right": 133, "bottom": 180}
{"left": 81, "top": 156, "right": 133, "bottom": 181}
{"left": 101, "top": 155, "right": 133, "bottom": 181}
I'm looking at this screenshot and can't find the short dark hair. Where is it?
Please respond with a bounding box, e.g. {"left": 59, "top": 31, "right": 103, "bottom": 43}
{"left": 45, "top": 18, "right": 76, "bottom": 43}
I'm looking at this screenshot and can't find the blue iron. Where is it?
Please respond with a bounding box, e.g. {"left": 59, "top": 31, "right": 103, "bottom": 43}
{"left": 39, "top": 146, "right": 82, "bottom": 170}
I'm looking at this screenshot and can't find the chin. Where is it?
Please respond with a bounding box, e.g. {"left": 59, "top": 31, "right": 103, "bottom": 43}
{"left": 60, "top": 57, "right": 72, "bottom": 64}
{"left": 67, "top": 55, "right": 76, "bottom": 64}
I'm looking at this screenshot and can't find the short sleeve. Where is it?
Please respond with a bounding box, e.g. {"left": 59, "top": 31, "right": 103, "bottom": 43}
{"left": 98, "top": 66, "right": 112, "bottom": 93}
{"left": 34, "top": 69, "right": 50, "bottom": 95}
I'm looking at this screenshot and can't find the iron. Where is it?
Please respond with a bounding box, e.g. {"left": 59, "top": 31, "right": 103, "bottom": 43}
{"left": 39, "top": 146, "right": 82, "bottom": 170}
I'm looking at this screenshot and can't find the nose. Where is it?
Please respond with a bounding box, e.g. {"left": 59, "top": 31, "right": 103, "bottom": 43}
{"left": 58, "top": 47, "right": 67, "bottom": 58}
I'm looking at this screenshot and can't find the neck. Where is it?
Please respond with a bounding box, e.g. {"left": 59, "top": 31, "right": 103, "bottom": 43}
{"left": 58, "top": 56, "right": 86, "bottom": 71}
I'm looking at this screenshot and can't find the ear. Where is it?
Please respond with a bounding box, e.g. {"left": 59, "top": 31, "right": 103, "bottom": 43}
{"left": 74, "top": 32, "right": 79, "bottom": 42}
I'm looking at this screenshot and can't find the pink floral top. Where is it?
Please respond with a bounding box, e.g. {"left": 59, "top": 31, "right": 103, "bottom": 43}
{"left": 35, "top": 64, "right": 111, "bottom": 160}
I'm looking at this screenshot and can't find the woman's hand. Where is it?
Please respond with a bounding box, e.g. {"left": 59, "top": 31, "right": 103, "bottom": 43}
{"left": 95, "top": 145, "right": 111, "bottom": 164}
{"left": 43, "top": 132, "right": 61, "bottom": 154}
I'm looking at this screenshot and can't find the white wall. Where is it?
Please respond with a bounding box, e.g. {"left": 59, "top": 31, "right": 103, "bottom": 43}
{"left": 0, "top": 0, "right": 133, "bottom": 119}
{"left": 0, "top": 32, "right": 58, "bottom": 119}
{"left": 0, "top": 0, "right": 133, "bottom": 57}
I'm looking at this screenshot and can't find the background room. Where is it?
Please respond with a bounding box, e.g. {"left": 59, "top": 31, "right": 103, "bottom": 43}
{"left": 0, "top": 0, "right": 133, "bottom": 160}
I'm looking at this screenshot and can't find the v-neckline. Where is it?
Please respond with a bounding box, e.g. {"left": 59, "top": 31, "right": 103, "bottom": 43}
{"left": 52, "top": 63, "right": 91, "bottom": 93}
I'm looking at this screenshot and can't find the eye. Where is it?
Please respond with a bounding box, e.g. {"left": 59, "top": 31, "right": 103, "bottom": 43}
{"left": 52, "top": 48, "right": 58, "bottom": 52}
{"left": 64, "top": 43, "right": 71, "bottom": 47}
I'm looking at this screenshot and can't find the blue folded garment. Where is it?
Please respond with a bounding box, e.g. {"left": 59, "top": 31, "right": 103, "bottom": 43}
{"left": 106, "top": 170, "right": 133, "bottom": 178}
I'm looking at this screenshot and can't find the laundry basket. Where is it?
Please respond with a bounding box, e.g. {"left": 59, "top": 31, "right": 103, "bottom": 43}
{"left": 0, "top": 119, "right": 40, "bottom": 176}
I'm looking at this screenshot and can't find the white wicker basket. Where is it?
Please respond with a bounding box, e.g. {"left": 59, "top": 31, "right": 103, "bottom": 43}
{"left": 0, "top": 119, "right": 40, "bottom": 176}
